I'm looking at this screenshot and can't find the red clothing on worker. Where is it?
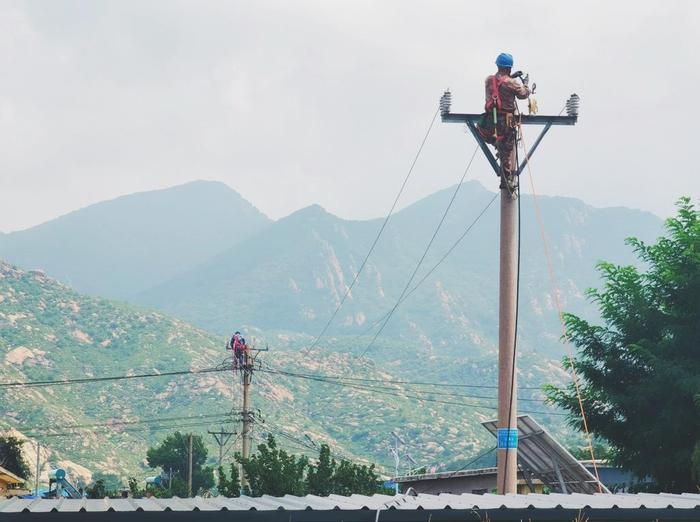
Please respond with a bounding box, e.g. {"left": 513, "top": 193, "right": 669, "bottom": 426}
{"left": 484, "top": 73, "right": 530, "bottom": 113}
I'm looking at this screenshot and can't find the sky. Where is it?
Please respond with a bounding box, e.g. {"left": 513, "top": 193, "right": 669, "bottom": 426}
{"left": 1, "top": 0, "right": 698, "bottom": 232}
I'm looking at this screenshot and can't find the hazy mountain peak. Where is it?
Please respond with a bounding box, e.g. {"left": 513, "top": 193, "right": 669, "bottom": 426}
{"left": 0, "top": 180, "right": 271, "bottom": 299}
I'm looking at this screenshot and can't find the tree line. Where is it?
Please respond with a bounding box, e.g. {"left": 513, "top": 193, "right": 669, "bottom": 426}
{"left": 145, "top": 432, "right": 386, "bottom": 498}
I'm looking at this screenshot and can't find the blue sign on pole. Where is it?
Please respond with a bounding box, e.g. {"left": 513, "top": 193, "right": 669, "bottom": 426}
{"left": 497, "top": 428, "right": 518, "bottom": 449}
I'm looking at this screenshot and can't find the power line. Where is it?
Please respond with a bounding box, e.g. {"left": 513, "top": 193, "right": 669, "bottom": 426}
{"left": 307, "top": 107, "right": 440, "bottom": 351}
{"left": 354, "top": 191, "right": 499, "bottom": 340}
{"left": 16, "top": 412, "right": 235, "bottom": 435}
{"left": 259, "top": 365, "right": 548, "bottom": 402}
{"left": 257, "top": 365, "right": 564, "bottom": 416}
{"left": 360, "top": 145, "right": 480, "bottom": 357}
{"left": 21, "top": 417, "right": 235, "bottom": 439}
{"left": 264, "top": 360, "right": 545, "bottom": 390}
{"left": 0, "top": 365, "right": 227, "bottom": 389}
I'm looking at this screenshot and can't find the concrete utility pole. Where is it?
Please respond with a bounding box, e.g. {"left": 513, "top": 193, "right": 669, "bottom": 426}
{"left": 187, "top": 434, "right": 193, "bottom": 497}
{"left": 230, "top": 335, "right": 268, "bottom": 495}
{"left": 34, "top": 441, "right": 40, "bottom": 497}
{"left": 241, "top": 354, "right": 253, "bottom": 463}
{"left": 208, "top": 426, "right": 236, "bottom": 467}
{"left": 497, "top": 158, "right": 520, "bottom": 494}
{"left": 439, "top": 89, "right": 578, "bottom": 494}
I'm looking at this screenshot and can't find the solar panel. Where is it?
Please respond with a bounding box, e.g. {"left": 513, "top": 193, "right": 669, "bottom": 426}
{"left": 481, "top": 415, "right": 610, "bottom": 494}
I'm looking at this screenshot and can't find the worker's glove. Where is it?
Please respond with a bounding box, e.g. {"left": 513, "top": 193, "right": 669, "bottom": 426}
{"left": 522, "top": 74, "right": 529, "bottom": 86}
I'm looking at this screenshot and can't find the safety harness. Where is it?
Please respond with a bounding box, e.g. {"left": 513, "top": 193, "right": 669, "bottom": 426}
{"left": 479, "top": 74, "right": 513, "bottom": 143}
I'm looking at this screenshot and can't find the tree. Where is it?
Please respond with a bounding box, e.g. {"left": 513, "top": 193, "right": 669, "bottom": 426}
{"left": 306, "top": 445, "right": 334, "bottom": 495}
{"left": 237, "top": 435, "right": 384, "bottom": 497}
{"left": 236, "top": 435, "right": 308, "bottom": 496}
{"left": 146, "top": 432, "right": 214, "bottom": 496}
{"left": 546, "top": 198, "right": 700, "bottom": 492}
{"left": 217, "top": 464, "right": 240, "bottom": 497}
{"left": 331, "top": 459, "right": 381, "bottom": 496}
{"left": 0, "top": 436, "right": 30, "bottom": 481}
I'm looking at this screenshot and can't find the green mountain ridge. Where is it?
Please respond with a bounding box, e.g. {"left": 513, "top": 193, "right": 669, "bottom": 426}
{"left": 136, "top": 180, "right": 662, "bottom": 359}
{"left": 0, "top": 261, "right": 571, "bottom": 485}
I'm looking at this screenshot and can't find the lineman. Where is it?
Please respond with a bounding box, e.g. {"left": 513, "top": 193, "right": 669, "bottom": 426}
{"left": 481, "top": 52, "right": 530, "bottom": 185}
{"left": 228, "top": 330, "right": 246, "bottom": 368}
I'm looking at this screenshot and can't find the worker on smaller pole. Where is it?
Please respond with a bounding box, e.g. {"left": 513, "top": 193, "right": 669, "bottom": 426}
{"left": 479, "top": 53, "right": 530, "bottom": 187}
{"left": 228, "top": 330, "right": 246, "bottom": 369}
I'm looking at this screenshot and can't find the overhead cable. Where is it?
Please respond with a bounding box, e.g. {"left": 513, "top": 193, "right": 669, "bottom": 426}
{"left": 307, "top": 108, "right": 441, "bottom": 351}
{"left": 359, "top": 145, "right": 482, "bottom": 357}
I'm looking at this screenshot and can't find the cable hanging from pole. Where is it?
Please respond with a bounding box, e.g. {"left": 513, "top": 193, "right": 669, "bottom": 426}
{"left": 359, "top": 144, "right": 480, "bottom": 358}
{"left": 353, "top": 189, "right": 498, "bottom": 344}
{"left": 307, "top": 107, "right": 440, "bottom": 351}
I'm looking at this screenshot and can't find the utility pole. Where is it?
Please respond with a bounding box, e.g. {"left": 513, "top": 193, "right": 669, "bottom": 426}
{"left": 229, "top": 334, "right": 269, "bottom": 495}
{"left": 187, "top": 434, "right": 193, "bottom": 498}
{"left": 439, "top": 88, "right": 578, "bottom": 494}
{"left": 208, "top": 426, "right": 236, "bottom": 467}
{"left": 34, "top": 441, "right": 40, "bottom": 497}
{"left": 240, "top": 350, "right": 253, "bottom": 493}
{"left": 389, "top": 431, "right": 404, "bottom": 495}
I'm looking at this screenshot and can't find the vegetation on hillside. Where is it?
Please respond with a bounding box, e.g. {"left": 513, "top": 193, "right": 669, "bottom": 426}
{"left": 0, "top": 260, "right": 571, "bottom": 481}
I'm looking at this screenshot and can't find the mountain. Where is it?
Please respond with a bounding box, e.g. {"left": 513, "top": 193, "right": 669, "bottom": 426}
{"left": 136, "top": 181, "right": 663, "bottom": 357}
{"left": 0, "top": 261, "right": 571, "bottom": 483}
{"left": 0, "top": 181, "right": 271, "bottom": 299}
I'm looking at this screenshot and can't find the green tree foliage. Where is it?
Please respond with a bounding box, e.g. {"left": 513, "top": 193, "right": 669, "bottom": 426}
{"left": 86, "top": 479, "right": 112, "bottom": 499}
{"left": 546, "top": 198, "right": 700, "bottom": 493}
{"left": 0, "top": 436, "right": 30, "bottom": 481}
{"left": 237, "top": 436, "right": 383, "bottom": 497}
{"left": 237, "top": 435, "right": 308, "bottom": 496}
{"left": 306, "top": 445, "right": 334, "bottom": 495}
{"left": 216, "top": 464, "right": 240, "bottom": 497}
{"left": 146, "top": 432, "right": 214, "bottom": 496}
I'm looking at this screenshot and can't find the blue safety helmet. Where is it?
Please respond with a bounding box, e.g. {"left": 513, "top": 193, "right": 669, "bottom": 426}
{"left": 495, "top": 53, "right": 514, "bottom": 68}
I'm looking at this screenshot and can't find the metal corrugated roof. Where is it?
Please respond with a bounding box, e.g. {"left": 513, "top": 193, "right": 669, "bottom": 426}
{"left": 2, "top": 492, "right": 700, "bottom": 512}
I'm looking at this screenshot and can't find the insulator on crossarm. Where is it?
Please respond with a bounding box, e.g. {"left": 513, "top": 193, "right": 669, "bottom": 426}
{"left": 440, "top": 90, "right": 452, "bottom": 116}
{"left": 566, "top": 93, "right": 580, "bottom": 117}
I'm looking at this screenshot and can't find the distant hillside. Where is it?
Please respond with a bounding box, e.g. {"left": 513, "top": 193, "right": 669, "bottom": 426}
{"left": 0, "top": 261, "right": 572, "bottom": 483}
{"left": 137, "top": 181, "right": 663, "bottom": 357}
{"left": 0, "top": 181, "right": 271, "bottom": 299}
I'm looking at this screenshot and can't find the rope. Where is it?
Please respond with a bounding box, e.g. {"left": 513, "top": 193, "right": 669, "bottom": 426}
{"left": 518, "top": 124, "right": 603, "bottom": 492}
{"left": 307, "top": 108, "right": 440, "bottom": 351}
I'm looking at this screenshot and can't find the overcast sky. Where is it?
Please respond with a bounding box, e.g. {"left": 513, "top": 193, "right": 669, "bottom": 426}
{"left": 1, "top": 0, "right": 698, "bottom": 232}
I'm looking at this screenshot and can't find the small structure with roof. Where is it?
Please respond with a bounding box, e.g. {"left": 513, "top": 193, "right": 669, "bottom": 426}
{"left": 0, "top": 465, "right": 28, "bottom": 498}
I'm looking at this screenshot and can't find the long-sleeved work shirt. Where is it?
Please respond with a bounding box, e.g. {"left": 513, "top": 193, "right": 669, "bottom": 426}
{"left": 484, "top": 73, "right": 530, "bottom": 112}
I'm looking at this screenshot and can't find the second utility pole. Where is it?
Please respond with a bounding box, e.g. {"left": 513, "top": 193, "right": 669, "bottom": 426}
{"left": 187, "top": 434, "right": 193, "bottom": 497}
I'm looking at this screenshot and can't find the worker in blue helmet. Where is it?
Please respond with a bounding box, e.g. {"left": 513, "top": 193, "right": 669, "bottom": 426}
{"left": 478, "top": 53, "right": 530, "bottom": 185}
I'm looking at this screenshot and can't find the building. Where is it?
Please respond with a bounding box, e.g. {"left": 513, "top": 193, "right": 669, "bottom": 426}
{"left": 395, "top": 467, "right": 545, "bottom": 495}
{"left": 0, "top": 465, "right": 28, "bottom": 498}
